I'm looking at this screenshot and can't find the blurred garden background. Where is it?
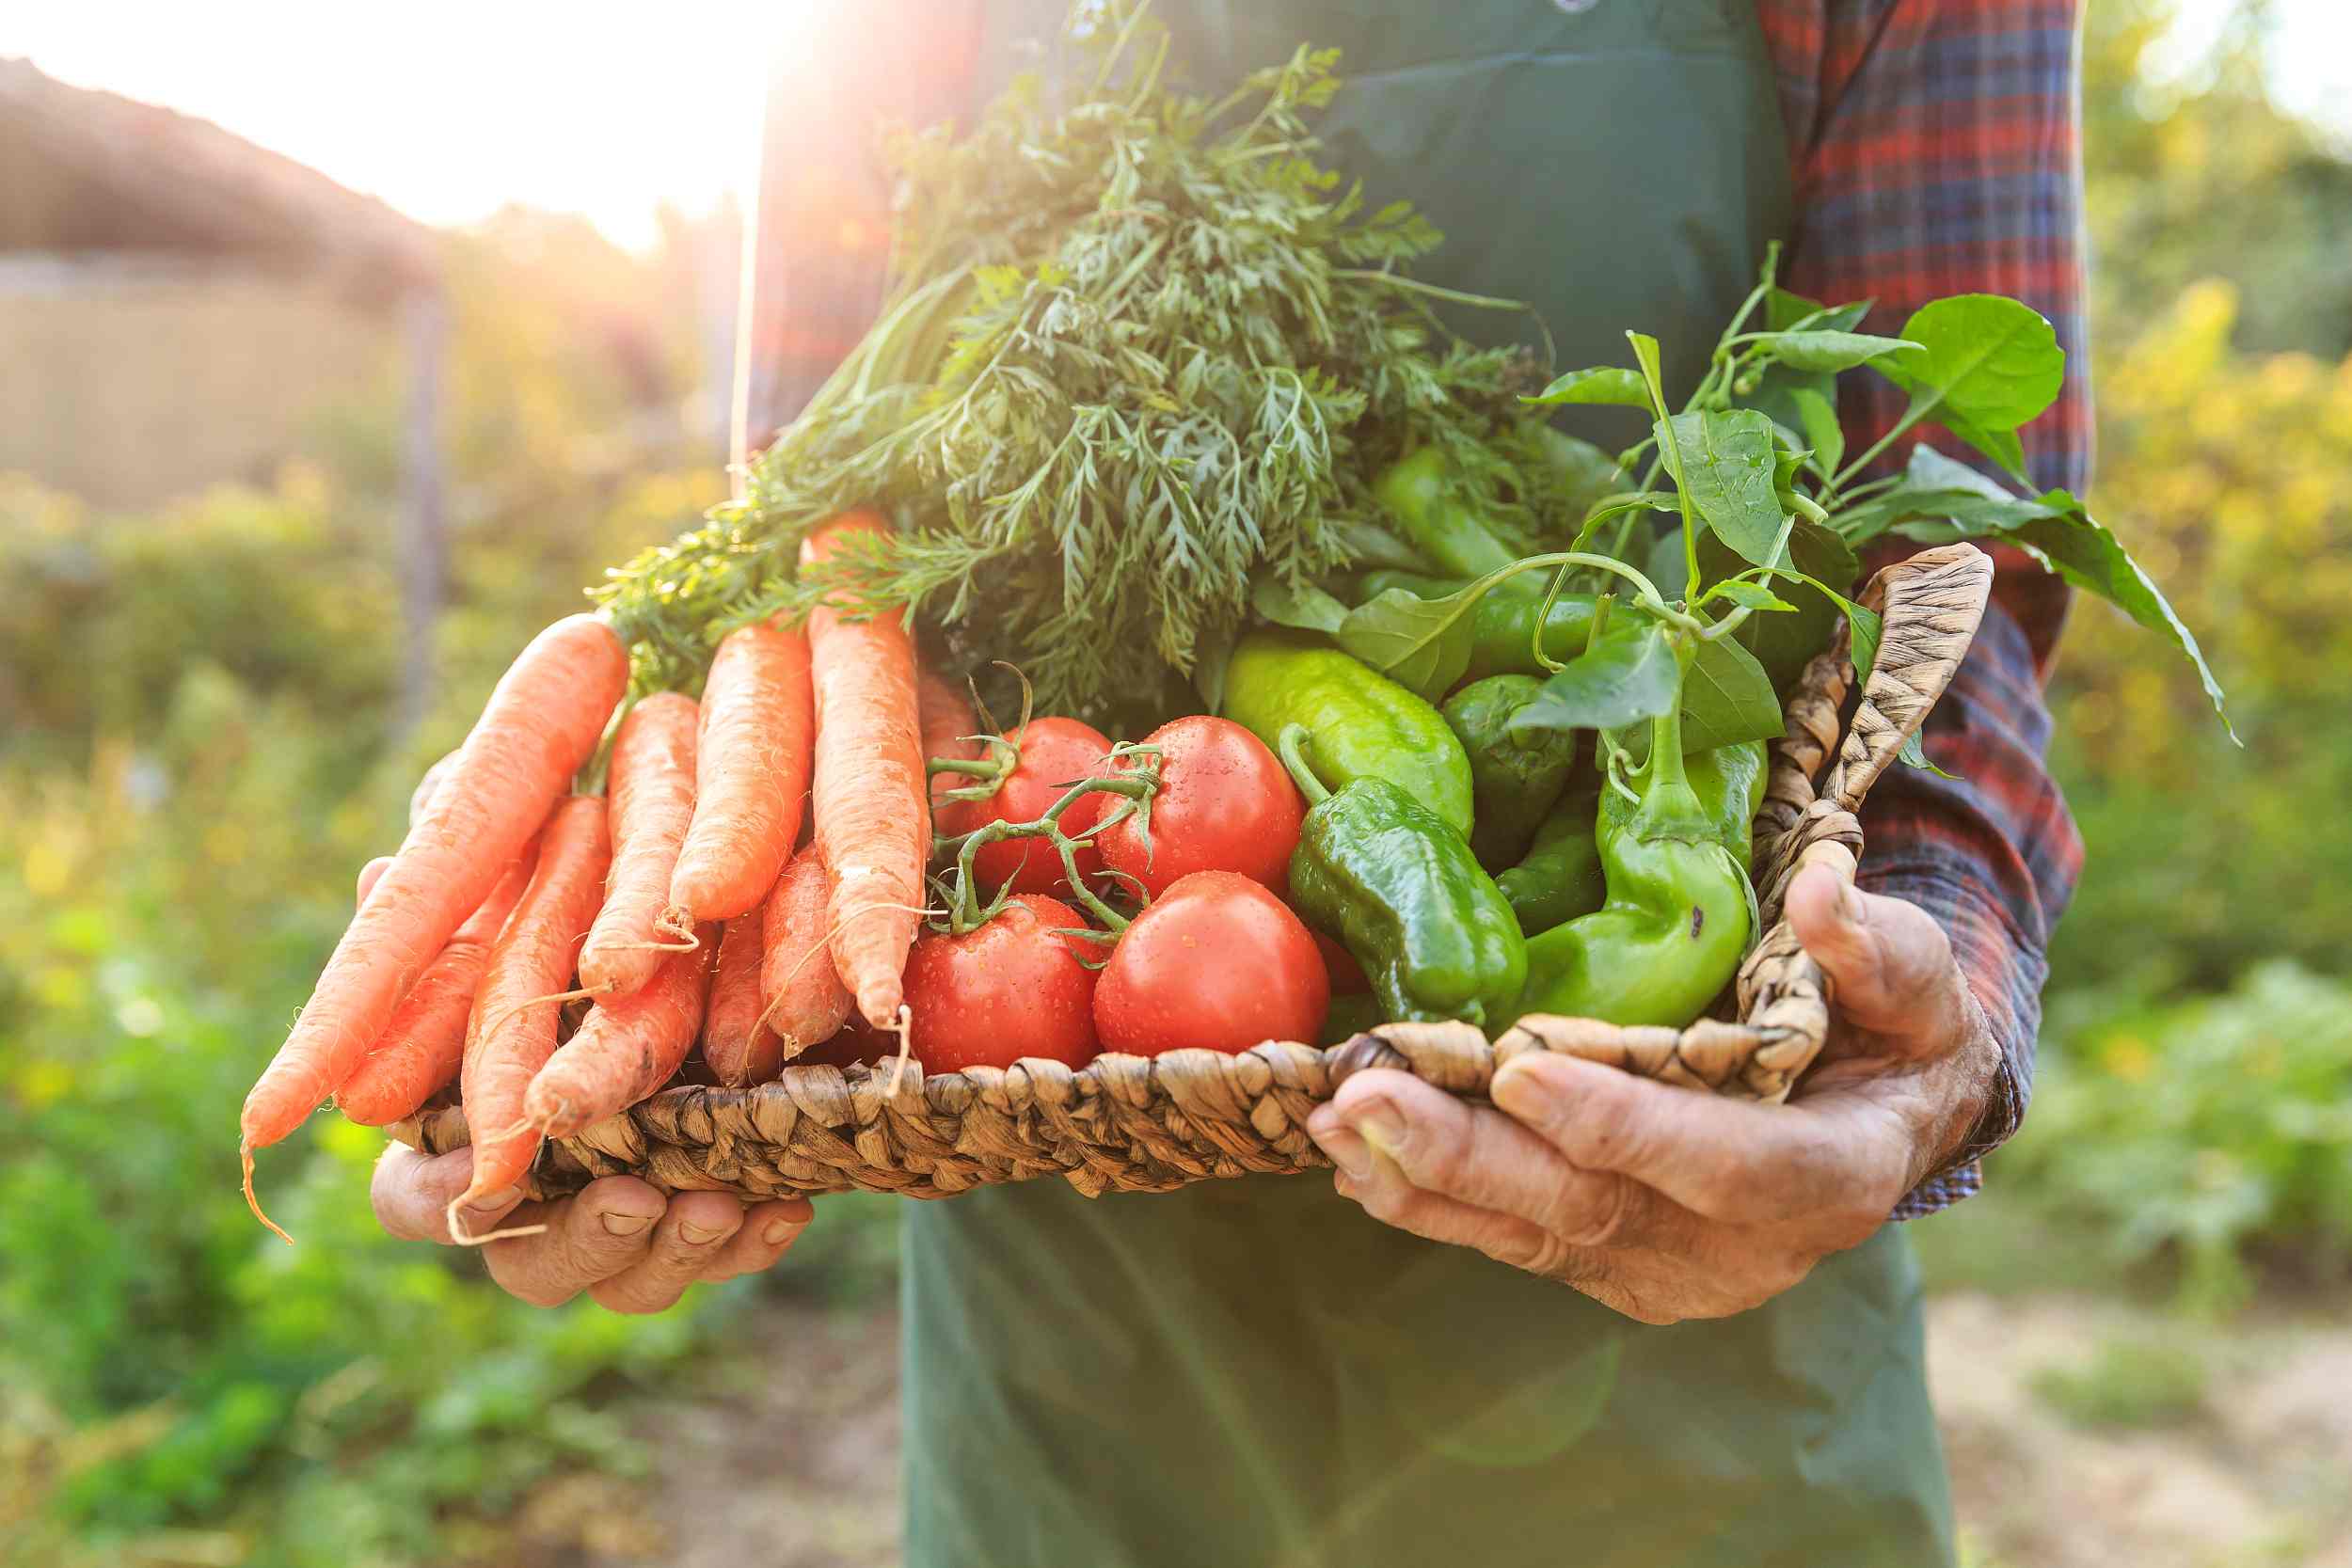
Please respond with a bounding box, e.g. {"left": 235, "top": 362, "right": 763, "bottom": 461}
{"left": 5, "top": 3, "right": 2351, "bottom": 1564}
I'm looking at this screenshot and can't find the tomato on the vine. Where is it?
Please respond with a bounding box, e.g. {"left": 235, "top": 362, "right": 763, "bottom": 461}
{"left": 945, "top": 718, "right": 1115, "bottom": 896}
{"left": 902, "top": 895, "right": 1101, "bottom": 1071}
{"left": 1097, "top": 716, "right": 1303, "bottom": 900}
{"left": 1095, "top": 872, "right": 1327, "bottom": 1055}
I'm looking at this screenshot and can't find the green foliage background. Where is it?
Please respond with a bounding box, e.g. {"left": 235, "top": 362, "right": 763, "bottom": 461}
{"left": 3, "top": 4, "right": 2348, "bottom": 1561}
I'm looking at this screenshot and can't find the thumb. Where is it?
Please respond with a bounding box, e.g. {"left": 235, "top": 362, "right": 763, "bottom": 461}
{"left": 1783, "top": 854, "right": 1968, "bottom": 1050}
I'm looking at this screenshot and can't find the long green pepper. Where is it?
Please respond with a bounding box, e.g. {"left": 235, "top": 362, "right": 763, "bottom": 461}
{"left": 1509, "top": 646, "right": 1755, "bottom": 1031}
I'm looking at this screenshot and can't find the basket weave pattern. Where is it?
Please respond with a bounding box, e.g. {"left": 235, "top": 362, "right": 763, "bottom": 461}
{"left": 396, "top": 544, "right": 1995, "bottom": 1203}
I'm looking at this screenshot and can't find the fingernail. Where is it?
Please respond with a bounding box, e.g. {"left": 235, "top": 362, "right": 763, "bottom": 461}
{"left": 1347, "top": 1101, "right": 1403, "bottom": 1158}
{"left": 1311, "top": 1124, "right": 1373, "bottom": 1182}
{"left": 679, "top": 1220, "right": 726, "bottom": 1245}
{"left": 761, "top": 1219, "right": 803, "bottom": 1246}
{"left": 1491, "top": 1060, "right": 1536, "bottom": 1117}
{"left": 465, "top": 1184, "right": 523, "bottom": 1215}
{"left": 600, "top": 1211, "right": 656, "bottom": 1238}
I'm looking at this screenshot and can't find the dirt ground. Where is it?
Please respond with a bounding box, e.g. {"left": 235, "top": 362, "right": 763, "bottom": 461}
{"left": 547, "top": 1289, "right": 2352, "bottom": 1568}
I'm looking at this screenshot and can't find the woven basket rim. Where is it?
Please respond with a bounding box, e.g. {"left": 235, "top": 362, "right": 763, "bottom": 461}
{"left": 393, "top": 544, "right": 1997, "bottom": 1203}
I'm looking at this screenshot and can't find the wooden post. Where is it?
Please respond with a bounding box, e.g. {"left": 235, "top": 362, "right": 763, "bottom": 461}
{"left": 398, "top": 283, "right": 449, "bottom": 736}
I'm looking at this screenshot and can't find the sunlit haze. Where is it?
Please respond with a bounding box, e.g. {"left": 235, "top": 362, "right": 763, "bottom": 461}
{"left": 5, "top": 1, "right": 2346, "bottom": 252}
{"left": 4, "top": 1, "right": 815, "bottom": 251}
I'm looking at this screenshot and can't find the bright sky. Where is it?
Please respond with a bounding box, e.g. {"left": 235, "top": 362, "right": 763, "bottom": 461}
{"left": 3, "top": 1, "right": 813, "bottom": 251}
{"left": 3, "top": 2, "right": 2345, "bottom": 253}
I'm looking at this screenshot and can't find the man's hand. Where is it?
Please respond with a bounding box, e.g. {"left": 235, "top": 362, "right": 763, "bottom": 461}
{"left": 355, "top": 796, "right": 811, "bottom": 1313}
{"left": 1304, "top": 845, "right": 2002, "bottom": 1324}
{"left": 372, "top": 1144, "right": 811, "bottom": 1313}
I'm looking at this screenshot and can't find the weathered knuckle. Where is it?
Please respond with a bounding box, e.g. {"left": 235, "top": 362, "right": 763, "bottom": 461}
{"left": 1489, "top": 1225, "right": 1573, "bottom": 1280}
{"left": 1551, "top": 1175, "right": 1642, "bottom": 1250}
{"left": 586, "top": 1278, "right": 669, "bottom": 1317}
{"left": 487, "top": 1256, "right": 576, "bottom": 1309}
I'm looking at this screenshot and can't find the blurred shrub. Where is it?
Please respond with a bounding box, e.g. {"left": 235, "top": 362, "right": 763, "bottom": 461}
{"left": 2028, "top": 1337, "right": 2210, "bottom": 1431}
{"left": 2001, "top": 965, "right": 2352, "bottom": 1313}
{"left": 2047, "top": 282, "right": 2352, "bottom": 994}
{"left": 0, "top": 472, "right": 400, "bottom": 766}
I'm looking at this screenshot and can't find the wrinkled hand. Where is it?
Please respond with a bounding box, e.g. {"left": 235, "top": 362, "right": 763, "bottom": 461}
{"left": 1305, "top": 844, "right": 2000, "bottom": 1324}
{"left": 372, "top": 1144, "right": 811, "bottom": 1312}
{"left": 354, "top": 825, "right": 810, "bottom": 1313}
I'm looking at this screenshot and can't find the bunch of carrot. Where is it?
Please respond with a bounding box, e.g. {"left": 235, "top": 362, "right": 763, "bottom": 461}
{"left": 239, "top": 512, "right": 935, "bottom": 1243}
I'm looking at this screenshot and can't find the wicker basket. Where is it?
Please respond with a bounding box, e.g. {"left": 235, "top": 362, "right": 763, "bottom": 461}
{"left": 394, "top": 543, "right": 1995, "bottom": 1203}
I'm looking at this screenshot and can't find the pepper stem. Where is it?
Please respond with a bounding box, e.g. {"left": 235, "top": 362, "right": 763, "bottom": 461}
{"left": 1275, "top": 724, "right": 1333, "bottom": 807}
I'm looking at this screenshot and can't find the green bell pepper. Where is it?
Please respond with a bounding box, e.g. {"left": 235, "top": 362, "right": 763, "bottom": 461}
{"left": 1496, "top": 737, "right": 1765, "bottom": 941}
{"left": 1373, "top": 447, "right": 1535, "bottom": 594}
{"left": 1279, "top": 726, "right": 1527, "bottom": 1031}
{"left": 1602, "top": 735, "right": 1769, "bottom": 869}
{"left": 1508, "top": 697, "right": 1754, "bottom": 1031}
{"left": 1222, "top": 630, "right": 1474, "bottom": 836}
{"left": 1440, "top": 675, "right": 1578, "bottom": 870}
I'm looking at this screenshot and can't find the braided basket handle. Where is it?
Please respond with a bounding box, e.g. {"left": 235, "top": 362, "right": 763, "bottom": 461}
{"left": 1497, "top": 542, "right": 1994, "bottom": 1102}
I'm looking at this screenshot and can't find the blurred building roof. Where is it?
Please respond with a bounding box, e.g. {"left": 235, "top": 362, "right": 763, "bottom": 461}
{"left": 0, "top": 55, "right": 437, "bottom": 297}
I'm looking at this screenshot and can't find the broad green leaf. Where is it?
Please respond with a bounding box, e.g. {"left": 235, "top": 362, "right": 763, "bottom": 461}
{"left": 1710, "top": 580, "right": 1796, "bottom": 612}
{"left": 1529, "top": 424, "right": 1629, "bottom": 520}
{"left": 1847, "top": 599, "right": 1883, "bottom": 691}
{"left": 1903, "top": 443, "right": 2017, "bottom": 499}
{"left": 1765, "top": 291, "right": 1872, "bottom": 334}
{"left": 1927, "top": 409, "right": 2031, "bottom": 484}
{"left": 1334, "top": 518, "right": 1434, "bottom": 573}
{"left": 1645, "top": 527, "right": 1692, "bottom": 602}
{"left": 2002, "top": 489, "right": 2234, "bottom": 739}
{"left": 1521, "top": 366, "right": 1651, "bottom": 409}
{"left": 1700, "top": 519, "right": 1860, "bottom": 691}
{"left": 1875, "top": 294, "right": 2064, "bottom": 470}
{"left": 1657, "top": 409, "right": 1784, "bottom": 566}
{"left": 1507, "top": 621, "right": 1681, "bottom": 736}
{"left": 1755, "top": 330, "right": 1923, "bottom": 374}
{"left": 1831, "top": 448, "right": 2061, "bottom": 543}
{"left": 1567, "top": 491, "right": 1679, "bottom": 557}
{"left": 1679, "top": 632, "right": 1787, "bottom": 751}
{"left": 1334, "top": 585, "right": 1483, "bottom": 700}
{"left": 1789, "top": 387, "right": 1845, "bottom": 480}
{"left": 1250, "top": 573, "right": 1349, "bottom": 634}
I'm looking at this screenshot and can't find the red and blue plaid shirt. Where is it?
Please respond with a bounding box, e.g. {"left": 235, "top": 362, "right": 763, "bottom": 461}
{"left": 739, "top": 0, "right": 2090, "bottom": 1217}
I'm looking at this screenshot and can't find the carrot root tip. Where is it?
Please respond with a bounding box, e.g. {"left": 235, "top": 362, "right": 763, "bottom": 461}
{"left": 882, "top": 1006, "right": 914, "bottom": 1098}
{"left": 445, "top": 1195, "right": 549, "bottom": 1247}
{"left": 241, "top": 1141, "right": 294, "bottom": 1246}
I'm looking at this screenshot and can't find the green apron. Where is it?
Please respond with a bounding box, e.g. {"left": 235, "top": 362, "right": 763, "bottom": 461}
{"left": 904, "top": 5, "right": 1957, "bottom": 1563}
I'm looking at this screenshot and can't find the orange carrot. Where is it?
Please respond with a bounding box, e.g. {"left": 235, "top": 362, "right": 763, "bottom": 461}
{"left": 336, "top": 841, "right": 538, "bottom": 1127}
{"left": 756, "top": 843, "right": 855, "bottom": 1069}
{"left": 669, "top": 621, "right": 813, "bottom": 923}
{"left": 803, "top": 513, "right": 929, "bottom": 1029}
{"left": 579, "top": 692, "right": 700, "bottom": 996}
{"left": 242, "top": 614, "right": 626, "bottom": 1187}
{"left": 698, "top": 911, "right": 771, "bottom": 1085}
{"left": 521, "top": 923, "right": 715, "bottom": 1141}
{"left": 916, "top": 665, "right": 981, "bottom": 823}
{"left": 448, "top": 794, "right": 612, "bottom": 1225}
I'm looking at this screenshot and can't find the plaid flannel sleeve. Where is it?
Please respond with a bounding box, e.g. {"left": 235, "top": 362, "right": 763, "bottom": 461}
{"left": 1758, "top": 0, "right": 2090, "bottom": 1215}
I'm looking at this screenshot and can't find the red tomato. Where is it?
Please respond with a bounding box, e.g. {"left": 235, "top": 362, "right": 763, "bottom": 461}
{"left": 953, "top": 718, "right": 1115, "bottom": 896}
{"left": 902, "top": 895, "right": 1101, "bottom": 1071}
{"left": 1095, "top": 872, "right": 1327, "bottom": 1055}
{"left": 1096, "top": 716, "right": 1304, "bottom": 900}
